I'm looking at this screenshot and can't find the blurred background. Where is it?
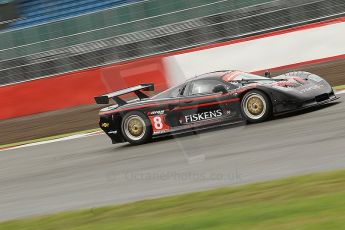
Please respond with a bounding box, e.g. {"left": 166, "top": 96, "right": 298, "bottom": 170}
{"left": 1, "top": 1, "right": 345, "bottom": 226}
{"left": 1, "top": 0, "right": 344, "bottom": 85}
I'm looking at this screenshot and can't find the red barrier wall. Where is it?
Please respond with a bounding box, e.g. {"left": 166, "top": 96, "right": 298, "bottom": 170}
{"left": 0, "top": 57, "right": 168, "bottom": 120}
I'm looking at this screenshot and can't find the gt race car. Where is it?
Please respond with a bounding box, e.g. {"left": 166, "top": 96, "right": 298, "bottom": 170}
{"left": 95, "top": 70, "right": 338, "bottom": 145}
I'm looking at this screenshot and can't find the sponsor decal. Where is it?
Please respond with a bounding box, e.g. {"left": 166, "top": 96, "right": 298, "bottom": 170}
{"left": 149, "top": 115, "right": 170, "bottom": 133}
{"left": 184, "top": 109, "right": 223, "bottom": 123}
{"left": 101, "top": 122, "right": 110, "bottom": 128}
{"left": 272, "top": 81, "right": 297, "bottom": 87}
{"left": 223, "top": 71, "right": 242, "bottom": 82}
{"left": 231, "top": 84, "right": 257, "bottom": 95}
{"left": 272, "top": 86, "right": 292, "bottom": 91}
{"left": 148, "top": 110, "right": 165, "bottom": 115}
{"left": 300, "top": 85, "right": 322, "bottom": 93}
{"left": 108, "top": 130, "right": 117, "bottom": 134}
{"left": 308, "top": 75, "right": 323, "bottom": 83}
{"left": 289, "top": 76, "right": 306, "bottom": 83}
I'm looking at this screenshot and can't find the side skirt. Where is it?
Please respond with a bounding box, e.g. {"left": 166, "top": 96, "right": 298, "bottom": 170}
{"left": 153, "top": 118, "right": 245, "bottom": 139}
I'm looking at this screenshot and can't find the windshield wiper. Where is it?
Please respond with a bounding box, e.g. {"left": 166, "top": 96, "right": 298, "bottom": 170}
{"left": 233, "top": 78, "right": 287, "bottom": 82}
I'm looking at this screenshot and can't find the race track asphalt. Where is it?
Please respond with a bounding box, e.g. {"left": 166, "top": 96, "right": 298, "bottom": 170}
{"left": 1, "top": 96, "right": 345, "bottom": 221}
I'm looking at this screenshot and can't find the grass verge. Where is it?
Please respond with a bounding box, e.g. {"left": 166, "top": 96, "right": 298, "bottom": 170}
{"left": 1, "top": 169, "right": 345, "bottom": 230}
{"left": 334, "top": 84, "right": 345, "bottom": 91}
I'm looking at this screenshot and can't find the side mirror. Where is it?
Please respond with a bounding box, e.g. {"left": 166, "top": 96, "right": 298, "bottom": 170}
{"left": 265, "top": 70, "right": 271, "bottom": 78}
{"left": 213, "top": 84, "right": 228, "bottom": 94}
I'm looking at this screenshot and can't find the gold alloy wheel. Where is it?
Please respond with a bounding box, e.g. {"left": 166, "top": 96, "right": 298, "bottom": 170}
{"left": 124, "top": 115, "right": 146, "bottom": 141}
{"left": 246, "top": 96, "right": 264, "bottom": 115}
{"left": 127, "top": 118, "right": 144, "bottom": 137}
{"left": 243, "top": 93, "right": 267, "bottom": 120}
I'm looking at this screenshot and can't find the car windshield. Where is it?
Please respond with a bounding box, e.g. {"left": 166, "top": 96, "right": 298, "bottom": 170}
{"left": 236, "top": 73, "right": 268, "bottom": 81}
{"left": 223, "top": 71, "right": 268, "bottom": 82}
{"left": 189, "top": 79, "right": 227, "bottom": 95}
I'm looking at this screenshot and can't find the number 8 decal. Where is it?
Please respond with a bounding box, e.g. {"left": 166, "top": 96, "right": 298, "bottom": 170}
{"left": 149, "top": 115, "right": 169, "bottom": 133}
{"left": 153, "top": 116, "right": 163, "bottom": 130}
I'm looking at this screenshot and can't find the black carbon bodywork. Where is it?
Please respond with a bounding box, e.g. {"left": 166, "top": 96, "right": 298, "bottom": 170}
{"left": 96, "top": 70, "right": 338, "bottom": 144}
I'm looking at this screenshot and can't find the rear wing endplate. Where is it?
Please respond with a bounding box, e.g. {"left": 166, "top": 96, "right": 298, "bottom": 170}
{"left": 94, "top": 83, "right": 154, "bottom": 105}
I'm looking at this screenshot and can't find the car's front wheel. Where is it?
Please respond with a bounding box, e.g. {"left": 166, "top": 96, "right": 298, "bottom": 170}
{"left": 241, "top": 90, "right": 271, "bottom": 123}
{"left": 121, "top": 111, "right": 152, "bottom": 145}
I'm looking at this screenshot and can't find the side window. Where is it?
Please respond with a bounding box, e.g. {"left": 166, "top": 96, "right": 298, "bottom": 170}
{"left": 169, "top": 85, "right": 185, "bottom": 98}
{"left": 153, "top": 84, "right": 186, "bottom": 99}
{"left": 188, "top": 80, "right": 227, "bottom": 96}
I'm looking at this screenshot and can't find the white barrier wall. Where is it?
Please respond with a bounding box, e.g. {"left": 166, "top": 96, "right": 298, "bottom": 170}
{"left": 164, "top": 20, "right": 345, "bottom": 86}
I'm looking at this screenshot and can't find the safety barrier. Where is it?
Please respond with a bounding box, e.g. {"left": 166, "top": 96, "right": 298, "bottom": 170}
{"left": 1, "top": 17, "right": 344, "bottom": 120}
{"left": 1, "top": 0, "right": 344, "bottom": 85}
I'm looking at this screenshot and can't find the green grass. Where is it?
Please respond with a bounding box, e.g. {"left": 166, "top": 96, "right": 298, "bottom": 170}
{"left": 334, "top": 85, "right": 345, "bottom": 91}
{"left": 1, "top": 170, "right": 345, "bottom": 230}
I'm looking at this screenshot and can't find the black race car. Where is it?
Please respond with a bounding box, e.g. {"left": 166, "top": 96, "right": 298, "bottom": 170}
{"left": 95, "top": 70, "right": 338, "bottom": 145}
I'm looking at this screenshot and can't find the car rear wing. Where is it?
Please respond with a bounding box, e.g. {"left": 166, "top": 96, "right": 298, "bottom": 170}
{"left": 94, "top": 83, "right": 154, "bottom": 105}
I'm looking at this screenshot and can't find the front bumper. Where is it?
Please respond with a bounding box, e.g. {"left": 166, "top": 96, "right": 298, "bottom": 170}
{"left": 275, "top": 92, "right": 339, "bottom": 115}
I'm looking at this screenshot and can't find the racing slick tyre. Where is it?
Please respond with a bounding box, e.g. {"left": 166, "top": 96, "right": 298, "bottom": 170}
{"left": 121, "top": 111, "right": 153, "bottom": 145}
{"left": 241, "top": 90, "right": 271, "bottom": 123}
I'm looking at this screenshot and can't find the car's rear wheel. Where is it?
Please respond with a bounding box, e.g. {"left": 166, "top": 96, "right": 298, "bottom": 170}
{"left": 121, "top": 112, "right": 152, "bottom": 145}
{"left": 241, "top": 90, "right": 271, "bottom": 123}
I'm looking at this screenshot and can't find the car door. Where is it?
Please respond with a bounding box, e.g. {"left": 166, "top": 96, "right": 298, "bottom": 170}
{"left": 151, "top": 83, "right": 187, "bottom": 130}
{"left": 176, "top": 79, "right": 234, "bottom": 127}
